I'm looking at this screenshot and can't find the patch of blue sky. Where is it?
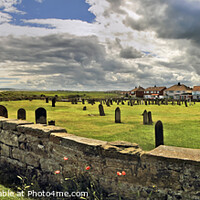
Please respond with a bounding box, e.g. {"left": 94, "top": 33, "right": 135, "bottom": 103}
{"left": 10, "top": 0, "right": 96, "bottom": 27}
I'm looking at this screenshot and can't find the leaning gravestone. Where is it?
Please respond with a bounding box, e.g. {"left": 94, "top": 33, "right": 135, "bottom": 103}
{"left": 142, "top": 110, "right": 148, "bottom": 125}
{"left": 0, "top": 105, "right": 8, "bottom": 118}
{"left": 52, "top": 97, "right": 56, "bottom": 107}
{"left": 99, "top": 104, "right": 105, "bottom": 116}
{"left": 147, "top": 111, "right": 153, "bottom": 125}
{"left": 17, "top": 108, "right": 26, "bottom": 120}
{"left": 35, "top": 107, "right": 47, "bottom": 124}
{"left": 115, "top": 107, "right": 121, "bottom": 123}
{"left": 155, "top": 120, "right": 164, "bottom": 147}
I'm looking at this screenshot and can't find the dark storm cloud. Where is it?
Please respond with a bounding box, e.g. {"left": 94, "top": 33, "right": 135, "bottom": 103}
{"left": 0, "top": 34, "right": 105, "bottom": 64}
{"left": 123, "top": 0, "right": 200, "bottom": 42}
{"left": 0, "top": 34, "right": 147, "bottom": 90}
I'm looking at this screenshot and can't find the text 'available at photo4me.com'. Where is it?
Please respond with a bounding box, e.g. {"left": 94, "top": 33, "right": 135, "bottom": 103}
{"left": 0, "top": 190, "right": 89, "bottom": 198}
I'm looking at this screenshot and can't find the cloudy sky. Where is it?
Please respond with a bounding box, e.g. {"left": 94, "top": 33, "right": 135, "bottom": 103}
{"left": 0, "top": 0, "right": 200, "bottom": 90}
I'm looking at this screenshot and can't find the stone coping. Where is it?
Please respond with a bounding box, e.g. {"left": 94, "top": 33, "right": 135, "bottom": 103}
{"left": 0, "top": 117, "right": 200, "bottom": 163}
{"left": 146, "top": 145, "right": 200, "bottom": 163}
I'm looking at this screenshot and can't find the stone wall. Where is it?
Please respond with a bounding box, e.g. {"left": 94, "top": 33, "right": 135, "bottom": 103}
{"left": 0, "top": 117, "right": 199, "bottom": 199}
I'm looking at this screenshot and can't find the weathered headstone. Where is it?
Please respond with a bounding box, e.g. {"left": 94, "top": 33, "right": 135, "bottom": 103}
{"left": 155, "top": 120, "right": 164, "bottom": 147}
{"left": 147, "top": 111, "right": 153, "bottom": 125}
{"left": 0, "top": 105, "right": 8, "bottom": 118}
{"left": 35, "top": 107, "right": 47, "bottom": 124}
{"left": 46, "top": 97, "right": 49, "bottom": 103}
{"left": 185, "top": 100, "right": 188, "bottom": 107}
{"left": 142, "top": 110, "right": 148, "bottom": 125}
{"left": 115, "top": 107, "right": 121, "bottom": 123}
{"left": 48, "top": 120, "right": 55, "bottom": 126}
{"left": 52, "top": 97, "right": 56, "bottom": 107}
{"left": 83, "top": 106, "right": 87, "bottom": 110}
{"left": 17, "top": 108, "right": 26, "bottom": 120}
{"left": 106, "top": 100, "right": 110, "bottom": 107}
{"left": 99, "top": 104, "right": 105, "bottom": 116}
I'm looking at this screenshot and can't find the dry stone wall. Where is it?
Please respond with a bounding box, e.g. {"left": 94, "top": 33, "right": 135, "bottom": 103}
{"left": 0, "top": 117, "right": 199, "bottom": 199}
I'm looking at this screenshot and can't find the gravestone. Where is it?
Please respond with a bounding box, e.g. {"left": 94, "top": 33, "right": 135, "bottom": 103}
{"left": 82, "top": 99, "right": 85, "bottom": 104}
{"left": 185, "top": 100, "right": 188, "bottom": 107}
{"left": 83, "top": 106, "right": 87, "bottom": 110}
{"left": 35, "top": 107, "right": 47, "bottom": 124}
{"left": 52, "top": 97, "right": 56, "bottom": 107}
{"left": 99, "top": 104, "right": 105, "bottom": 116}
{"left": 155, "top": 120, "right": 164, "bottom": 147}
{"left": 46, "top": 97, "right": 49, "bottom": 103}
{"left": 142, "top": 110, "right": 148, "bottom": 125}
{"left": 106, "top": 100, "right": 110, "bottom": 107}
{"left": 0, "top": 105, "right": 8, "bottom": 118}
{"left": 48, "top": 120, "right": 55, "bottom": 126}
{"left": 17, "top": 108, "right": 26, "bottom": 120}
{"left": 145, "top": 100, "right": 147, "bottom": 106}
{"left": 121, "top": 101, "right": 124, "bottom": 105}
{"left": 157, "top": 100, "right": 160, "bottom": 106}
{"left": 130, "top": 101, "right": 133, "bottom": 106}
{"left": 110, "top": 100, "right": 113, "bottom": 105}
{"left": 128, "top": 102, "right": 130, "bottom": 106}
{"left": 147, "top": 111, "right": 153, "bottom": 125}
{"left": 165, "top": 99, "right": 168, "bottom": 105}
{"left": 115, "top": 107, "right": 121, "bottom": 123}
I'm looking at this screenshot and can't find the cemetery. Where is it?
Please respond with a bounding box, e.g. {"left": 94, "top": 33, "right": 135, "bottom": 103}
{"left": 0, "top": 97, "right": 199, "bottom": 199}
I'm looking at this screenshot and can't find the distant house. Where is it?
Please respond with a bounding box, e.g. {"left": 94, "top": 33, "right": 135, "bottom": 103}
{"left": 164, "top": 83, "right": 192, "bottom": 100}
{"left": 130, "top": 86, "right": 145, "bottom": 98}
{"left": 192, "top": 86, "right": 200, "bottom": 100}
{"left": 144, "top": 86, "right": 166, "bottom": 99}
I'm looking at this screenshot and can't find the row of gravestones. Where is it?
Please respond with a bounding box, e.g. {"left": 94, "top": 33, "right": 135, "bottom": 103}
{"left": 68, "top": 98, "right": 192, "bottom": 108}
{"left": 0, "top": 105, "right": 55, "bottom": 125}
{"left": 0, "top": 104, "right": 163, "bottom": 148}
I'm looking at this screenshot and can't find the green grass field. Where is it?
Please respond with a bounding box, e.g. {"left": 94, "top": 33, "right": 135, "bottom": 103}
{"left": 1, "top": 99, "right": 200, "bottom": 151}
{"left": 0, "top": 185, "right": 29, "bottom": 200}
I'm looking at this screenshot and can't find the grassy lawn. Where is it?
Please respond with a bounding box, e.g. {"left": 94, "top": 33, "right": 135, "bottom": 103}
{"left": 1, "top": 100, "right": 200, "bottom": 151}
{"left": 0, "top": 184, "right": 30, "bottom": 200}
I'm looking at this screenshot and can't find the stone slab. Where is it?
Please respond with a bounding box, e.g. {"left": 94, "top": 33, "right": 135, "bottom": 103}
{"left": 146, "top": 145, "right": 200, "bottom": 163}
{"left": 2, "top": 120, "right": 33, "bottom": 131}
{"left": 17, "top": 124, "right": 67, "bottom": 138}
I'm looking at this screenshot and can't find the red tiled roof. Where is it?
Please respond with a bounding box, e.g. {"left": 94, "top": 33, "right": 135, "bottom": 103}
{"left": 145, "top": 86, "right": 166, "bottom": 91}
{"left": 131, "top": 86, "right": 145, "bottom": 92}
{"left": 165, "top": 84, "right": 192, "bottom": 91}
{"left": 193, "top": 86, "right": 200, "bottom": 91}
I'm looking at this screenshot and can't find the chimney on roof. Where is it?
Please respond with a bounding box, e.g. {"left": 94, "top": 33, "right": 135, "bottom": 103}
{"left": 178, "top": 82, "right": 181, "bottom": 86}
{"left": 135, "top": 86, "right": 137, "bottom": 89}
{"left": 154, "top": 85, "right": 156, "bottom": 87}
